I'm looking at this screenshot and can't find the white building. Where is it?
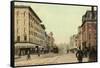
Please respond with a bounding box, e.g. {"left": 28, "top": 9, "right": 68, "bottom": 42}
{"left": 14, "top": 5, "right": 46, "bottom": 56}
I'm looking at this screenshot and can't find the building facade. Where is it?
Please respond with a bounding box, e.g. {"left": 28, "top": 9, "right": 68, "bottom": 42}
{"left": 48, "top": 32, "right": 55, "bottom": 46}
{"left": 47, "top": 32, "right": 55, "bottom": 52}
{"left": 81, "top": 7, "right": 97, "bottom": 50}
{"left": 14, "top": 5, "right": 46, "bottom": 56}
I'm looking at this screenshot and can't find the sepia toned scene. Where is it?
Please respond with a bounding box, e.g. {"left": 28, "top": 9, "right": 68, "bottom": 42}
{"left": 13, "top": 1, "right": 97, "bottom": 67}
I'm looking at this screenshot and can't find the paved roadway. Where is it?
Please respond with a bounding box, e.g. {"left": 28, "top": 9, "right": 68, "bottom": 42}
{"left": 15, "top": 53, "right": 88, "bottom": 66}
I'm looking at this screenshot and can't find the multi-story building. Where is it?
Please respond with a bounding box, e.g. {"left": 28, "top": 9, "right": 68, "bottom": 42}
{"left": 14, "top": 5, "right": 46, "bottom": 56}
{"left": 48, "top": 32, "right": 55, "bottom": 46}
{"left": 41, "top": 32, "right": 55, "bottom": 53}
{"left": 47, "top": 32, "right": 55, "bottom": 52}
{"left": 81, "top": 7, "right": 97, "bottom": 50}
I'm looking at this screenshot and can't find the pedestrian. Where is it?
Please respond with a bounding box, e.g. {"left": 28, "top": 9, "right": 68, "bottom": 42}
{"left": 76, "top": 48, "right": 83, "bottom": 63}
{"left": 27, "top": 50, "right": 31, "bottom": 60}
{"left": 36, "top": 46, "right": 40, "bottom": 57}
{"left": 88, "top": 46, "right": 97, "bottom": 62}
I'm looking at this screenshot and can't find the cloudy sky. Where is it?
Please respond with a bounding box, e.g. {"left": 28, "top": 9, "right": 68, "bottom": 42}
{"left": 15, "top": 2, "right": 92, "bottom": 44}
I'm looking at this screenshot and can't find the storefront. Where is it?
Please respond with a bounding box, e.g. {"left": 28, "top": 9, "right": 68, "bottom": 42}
{"left": 14, "top": 43, "right": 38, "bottom": 57}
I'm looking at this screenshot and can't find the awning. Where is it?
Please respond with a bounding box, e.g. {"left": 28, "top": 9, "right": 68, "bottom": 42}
{"left": 14, "top": 43, "right": 39, "bottom": 48}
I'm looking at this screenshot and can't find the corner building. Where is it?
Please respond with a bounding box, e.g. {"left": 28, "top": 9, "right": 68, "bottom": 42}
{"left": 81, "top": 7, "right": 97, "bottom": 50}
{"left": 14, "top": 5, "right": 46, "bottom": 56}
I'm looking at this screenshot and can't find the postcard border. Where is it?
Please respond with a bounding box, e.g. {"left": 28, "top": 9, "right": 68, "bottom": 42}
{"left": 10, "top": 1, "right": 98, "bottom": 67}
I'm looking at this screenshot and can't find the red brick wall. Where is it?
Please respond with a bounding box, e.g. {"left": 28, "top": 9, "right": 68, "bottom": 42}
{"left": 82, "top": 22, "right": 96, "bottom": 48}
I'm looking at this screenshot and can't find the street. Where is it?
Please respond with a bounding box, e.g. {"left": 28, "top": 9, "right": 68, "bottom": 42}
{"left": 15, "top": 53, "right": 88, "bottom": 66}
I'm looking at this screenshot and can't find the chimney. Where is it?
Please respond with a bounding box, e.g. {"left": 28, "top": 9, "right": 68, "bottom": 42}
{"left": 91, "top": 6, "right": 94, "bottom": 19}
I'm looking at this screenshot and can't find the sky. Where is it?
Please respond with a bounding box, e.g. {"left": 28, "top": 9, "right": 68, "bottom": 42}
{"left": 15, "top": 2, "right": 92, "bottom": 44}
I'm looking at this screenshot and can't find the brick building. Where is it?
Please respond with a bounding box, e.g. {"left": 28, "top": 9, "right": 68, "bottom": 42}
{"left": 81, "top": 7, "right": 97, "bottom": 50}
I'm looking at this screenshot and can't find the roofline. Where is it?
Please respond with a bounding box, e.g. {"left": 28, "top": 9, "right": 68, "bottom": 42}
{"left": 81, "top": 20, "right": 96, "bottom": 27}
{"left": 40, "top": 24, "right": 46, "bottom": 30}
{"left": 14, "top": 5, "right": 42, "bottom": 22}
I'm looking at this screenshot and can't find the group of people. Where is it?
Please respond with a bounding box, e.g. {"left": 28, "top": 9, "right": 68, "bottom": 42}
{"left": 27, "top": 46, "right": 41, "bottom": 60}
{"left": 26, "top": 45, "right": 97, "bottom": 63}
{"left": 26, "top": 46, "right": 59, "bottom": 60}
{"left": 76, "top": 46, "right": 97, "bottom": 63}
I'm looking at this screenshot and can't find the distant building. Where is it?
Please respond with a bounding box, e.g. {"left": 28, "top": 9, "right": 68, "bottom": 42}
{"left": 48, "top": 32, "right": 55, "bottom": 51}
{"left": 70, "top": 34, "right": 77, "bottom": 50}
{"left": 14, "top": 5, "right": 46, "bottom": 56}
{"left": 48, "top": 32, "right": 55, "bottom": 46}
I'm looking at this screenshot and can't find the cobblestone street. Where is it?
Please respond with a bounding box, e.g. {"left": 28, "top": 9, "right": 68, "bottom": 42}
{"left": 15, "top": 53, "right": 88, "bottom": 66}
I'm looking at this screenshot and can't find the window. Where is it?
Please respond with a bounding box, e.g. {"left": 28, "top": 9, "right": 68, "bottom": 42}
{"left": 29, "top": 37, "right": 33, "bottom": 43}
{"left": 89, "top": 33, "right": 91, "bottom": 40}
{"left": 87, "top": 13, "right": 90, "bottom": 19}
{"left": 24, "top": 28, "right": 25, "bottom": 34}
{"left": 24, "top": 35, "right": 27, "bottom": 41}
{"left": 24, "top": 11, "right": 26, "bottom": 16}
{"left": 16, "top": 11, "right": 19, "bottom": 16}
{"left": 17, "top": 36, "right": 20, "bottom": 42}
{"left": 17, "top": 27, "right": 18, "bottom": 34}
{"left": 30, "top": 22, "right": 33, "bottom": 28}
{"left": 16, "top": 19, "right": 18, "bottom": 25}
{"left": 30, "top": 30, "right": 34, "bottom": 35}
{"left": 89, "top": 24, "right": 91, "bottom": 28}
{"left": 16, "top": 12, "right": 19, "bottom": 25}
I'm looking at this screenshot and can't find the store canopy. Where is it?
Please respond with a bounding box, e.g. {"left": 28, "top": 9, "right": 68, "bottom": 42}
{"left": 15, "top": 43, "right": 39, "bottom": 48}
